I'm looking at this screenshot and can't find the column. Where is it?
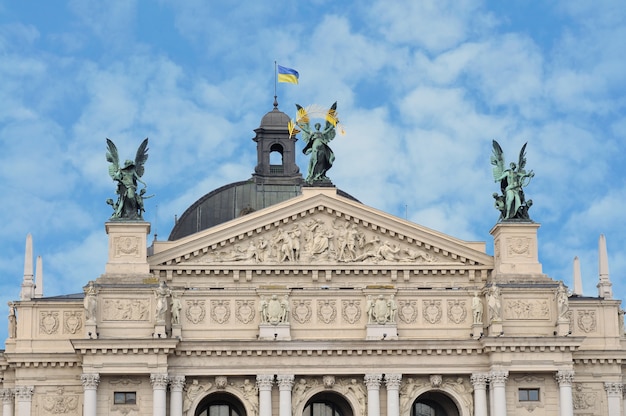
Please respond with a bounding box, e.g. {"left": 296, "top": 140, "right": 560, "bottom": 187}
{"left": 489, "top": 370, "right": 508, "bottom": 416}
{"left": 81, "top": 373, "right": 100, "bottom": 416}
{"left": 604, "top": 382, "right": 623, "bottom": 416}
{"left": 14, "top": 387, "right": 33, "bottom": 416}
{"left": 470, "top": 373, "right": 489, "bottom": 416}
{"left": 151, "top": 373, "right": 169, "bottom": 416}
{"left": 365, "top": 374, "right": 383, "bottom": 416}
{"left": 257, "top": 375, "right": 274, "bottom": 416}
{"left": 277, "top": 375, "right": 295, "bottom": 416}
{"left": 1, "top": 389, "right": 14, "bottom": 416}
{"left": 170, "top": 376, "right": 186, "bottom": 416}
{"left": 385, "top": 374, "right": 402, "bottom": 416}
{"left": 556, "top": 370, "right": 574, "bottom": 416}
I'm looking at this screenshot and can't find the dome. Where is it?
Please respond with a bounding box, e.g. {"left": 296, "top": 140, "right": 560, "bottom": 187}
{"left": 259, "top": 107, "right": 291, "bottom": 130}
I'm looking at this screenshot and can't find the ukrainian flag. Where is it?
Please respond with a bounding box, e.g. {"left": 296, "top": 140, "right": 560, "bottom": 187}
{"left": 277, "top": 65, "right": 299, "bottom": 84}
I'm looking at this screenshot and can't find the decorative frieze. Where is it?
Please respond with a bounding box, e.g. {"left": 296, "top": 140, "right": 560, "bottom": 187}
{"left": 102, "top": 299, "right": 149, "bottom": 321}
{"left": 504, "top": 299, "right": 550, "bottom": 320}
{"left": 40, "top": 387, "right": 79, "bottom": 415}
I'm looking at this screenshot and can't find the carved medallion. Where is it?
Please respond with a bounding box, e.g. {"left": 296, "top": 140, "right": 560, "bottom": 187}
{"left": 318, "top": 300, "right": 337, "bottom": 324}
{"left": 115, "top": 236, "right": 139, "bottom": 257}
{"left": 235, "top": 300, "right": 255, "bottom": 324}
{"left": 447, "top": 300, "right": 467, "bottom": 324}
{"left": 577, "top": 310, "right": 596, "bottom": 333}
{"left": 186, "top": 300, "right": 206, "bottom": 324}
{"left": 398, "top": 300, "right": 418, "bottom": 324}
{"left": 41, "top": 388, "right": 79, "bottom": 415}
{"left": 211, "top": 300, "right": 230, "bottom": 324}
{"left": 63, "top": 311, "right": 83, "bottom": 334}
{"left": 342, "top": 300, "right": 361, "bottom": 324}
{"left": 293, "top": 300, "right": 312, "bottom": 324}
{"left": 423, "top": 300, "right": 442, "bottom": 324}
{"left": 40, "top": 311, "right": 59, "bottom": 334}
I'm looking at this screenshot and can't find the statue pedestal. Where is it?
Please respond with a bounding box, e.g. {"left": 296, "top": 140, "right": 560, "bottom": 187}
{"left": 259, "top": 323, "right": 291, "bottom": 341}
{"left": 85, "top": 322, "right": 97, "bottom": 339}
{"left": 366, "top": 324, "right": 398, "bottom": 340}
{"left": 471, "top": 323, "right": 484, "bottom": 340}
{"left": 489, "top": 321, "right": 503, "bottom": 337}
{"left": 103, "top": 221, "right": 151, "bottom": 279}
{"left": 490, "top": 222, "right": 545, "bottom": 281}
{"left": 153, "top": 323, "right": 166, "bottom": 338}
{"left": 172, "top": 324, "right": 182, "bottom": 340}
{"left": 556, "top": 319, "right": 570, "bottom": 337}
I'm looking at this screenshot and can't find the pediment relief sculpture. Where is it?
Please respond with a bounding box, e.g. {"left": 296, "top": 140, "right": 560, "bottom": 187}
{"left": 173, "top": 215, "right": 472, "bottom": 266}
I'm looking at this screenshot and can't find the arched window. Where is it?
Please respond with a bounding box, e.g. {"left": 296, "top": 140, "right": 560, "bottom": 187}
{"left": 303, "top": 401, "right": 343, "bottom": 416}
{"left": 269, "top": 143, "right": 284, "bottom": 173}
{"left": 302, "top": 391, "right": 352, "bottom": 416}
{"left": 411, "top": 391, "right": 459, "bottom": 416}
{"left": 195, "top": 393, "right": 245, "bottom": 416}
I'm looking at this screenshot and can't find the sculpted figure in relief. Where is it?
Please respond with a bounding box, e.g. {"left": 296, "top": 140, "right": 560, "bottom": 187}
{"left": 84, "top": 281, "right": 97, "bottom": 323}
{"left": 171, "top": 292, "right": 182, "bottom": 325}
{"left": 556, "top": 281, "right": 569, "bottom": 320}
{"left": 367, "top": 294, "right": 395, "bottom": 324}
{"left": 8, "top": 301, "right": 17, "bottom": 339}
{"left": 472, "top": 292, "right": 483, "bottom": 324}
{"left": 260, "top": 295, "right": 289, "bottom": 325}
{"left": 154, "top": 281, "right": 170, "bottom": 323}
{"left": 487, "top": 285, "right": 502, "bottom": 322}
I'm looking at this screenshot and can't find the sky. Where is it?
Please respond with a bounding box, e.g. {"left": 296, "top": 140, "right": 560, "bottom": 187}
{"left": 1, "top": 0, "right": 625, "bottom": 346}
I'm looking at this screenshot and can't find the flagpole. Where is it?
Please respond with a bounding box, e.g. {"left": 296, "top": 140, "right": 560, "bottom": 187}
{"left": 274, "top": 61, "right": 277, "bottom": 100}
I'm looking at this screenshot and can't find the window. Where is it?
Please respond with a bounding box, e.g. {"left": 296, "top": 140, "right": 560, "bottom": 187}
{"left": 303, "top": 401, "right": 344, "bottom": 416}
{"left": 114, "top": 392, "right": 136, "bottom": 405}
{"left": 518, "top": 388, "right": 540, "bottom": 402}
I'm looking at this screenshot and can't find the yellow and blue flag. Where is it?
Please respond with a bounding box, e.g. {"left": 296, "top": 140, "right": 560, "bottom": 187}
{"left": 277, "top": 65, "right": 299, "bottom": 84}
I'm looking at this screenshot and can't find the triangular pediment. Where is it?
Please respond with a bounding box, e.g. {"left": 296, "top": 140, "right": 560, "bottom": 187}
{"left": 149, "top": 188, "right": 493, "bottom": 281}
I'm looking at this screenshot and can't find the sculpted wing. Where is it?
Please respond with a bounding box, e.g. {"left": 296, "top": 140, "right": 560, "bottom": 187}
{"left": 490, "top": 140, "right": 505, "bottom": 181}
{"left": 517, "top": 142, "right": 528, "bottom": 172}
{"left": 295, "top": 104, "right": 312, "bottom": 143}
{"left": 106, "top": 138, "right": 119, "bottom": 179}
{"left": 134, "top": 138, "right": 149, "bottom": 178}
{"left": 324, "top": 102, "right": 338, "bottom": 142}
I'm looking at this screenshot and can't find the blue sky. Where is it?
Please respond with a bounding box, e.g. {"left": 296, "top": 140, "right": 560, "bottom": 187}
{"left": 1, "top": 0, "right": 626, "bottom": 345}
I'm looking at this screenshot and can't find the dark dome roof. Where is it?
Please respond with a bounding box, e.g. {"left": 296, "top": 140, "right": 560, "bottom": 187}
{"left": 259, "top": 107, "right": 291, "bottom": 129}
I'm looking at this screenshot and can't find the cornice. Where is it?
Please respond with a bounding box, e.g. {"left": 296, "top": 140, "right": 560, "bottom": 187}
{"left": 71, "top": 339, "right": 179, "bottom": 356}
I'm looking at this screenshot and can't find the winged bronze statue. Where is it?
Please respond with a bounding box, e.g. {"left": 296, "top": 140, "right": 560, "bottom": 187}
{"left": 106, "top": 138, "right": 150, "bottom": 220}
{"left": 491, "top": 140, "right": 534, "bottom": 221}
{"left": 295, "top": 102, "right": 338, "bottom": 184}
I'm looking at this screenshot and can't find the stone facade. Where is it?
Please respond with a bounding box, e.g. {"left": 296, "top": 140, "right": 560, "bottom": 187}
{"left": 1, "top": 188, "right": 625, "bottom": 416}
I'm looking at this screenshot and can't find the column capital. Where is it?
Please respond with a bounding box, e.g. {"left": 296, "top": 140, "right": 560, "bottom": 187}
{"left": 384, "top": 374, "right": 402, "bottom": 390}
{"left": 256, "top": 374, "right": 274, "bottom": 390}
{"left": 81, "top": 373, "right": 100, "bottom": 390}
{"left": 170, "top": 376, "right": 186, "bottom": 391}
{"left": 277, "top": 374, "right": 295, "bottom": 390}
{"left": 1, "top": 388, "right": 14, "bottom": 403}
{"left": 151, "top": 373, "right": 170, "bottom": 389}
{"left": 555, "top": 370, "right": 575, "bottom": 386}
{"left": 14, "top": 386, "right": 34, "bottom": 400}
{"left": 488, "top": 370, "right": 509, "bottom": 386}
{"left": 470, "top": 373, "right": 489, "bottom": 388}
{"left": 604, "top": 382, "right": 624, "bottom": 396}
{"left": 364, "top": 374, "right": 383, "bottom": 389}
